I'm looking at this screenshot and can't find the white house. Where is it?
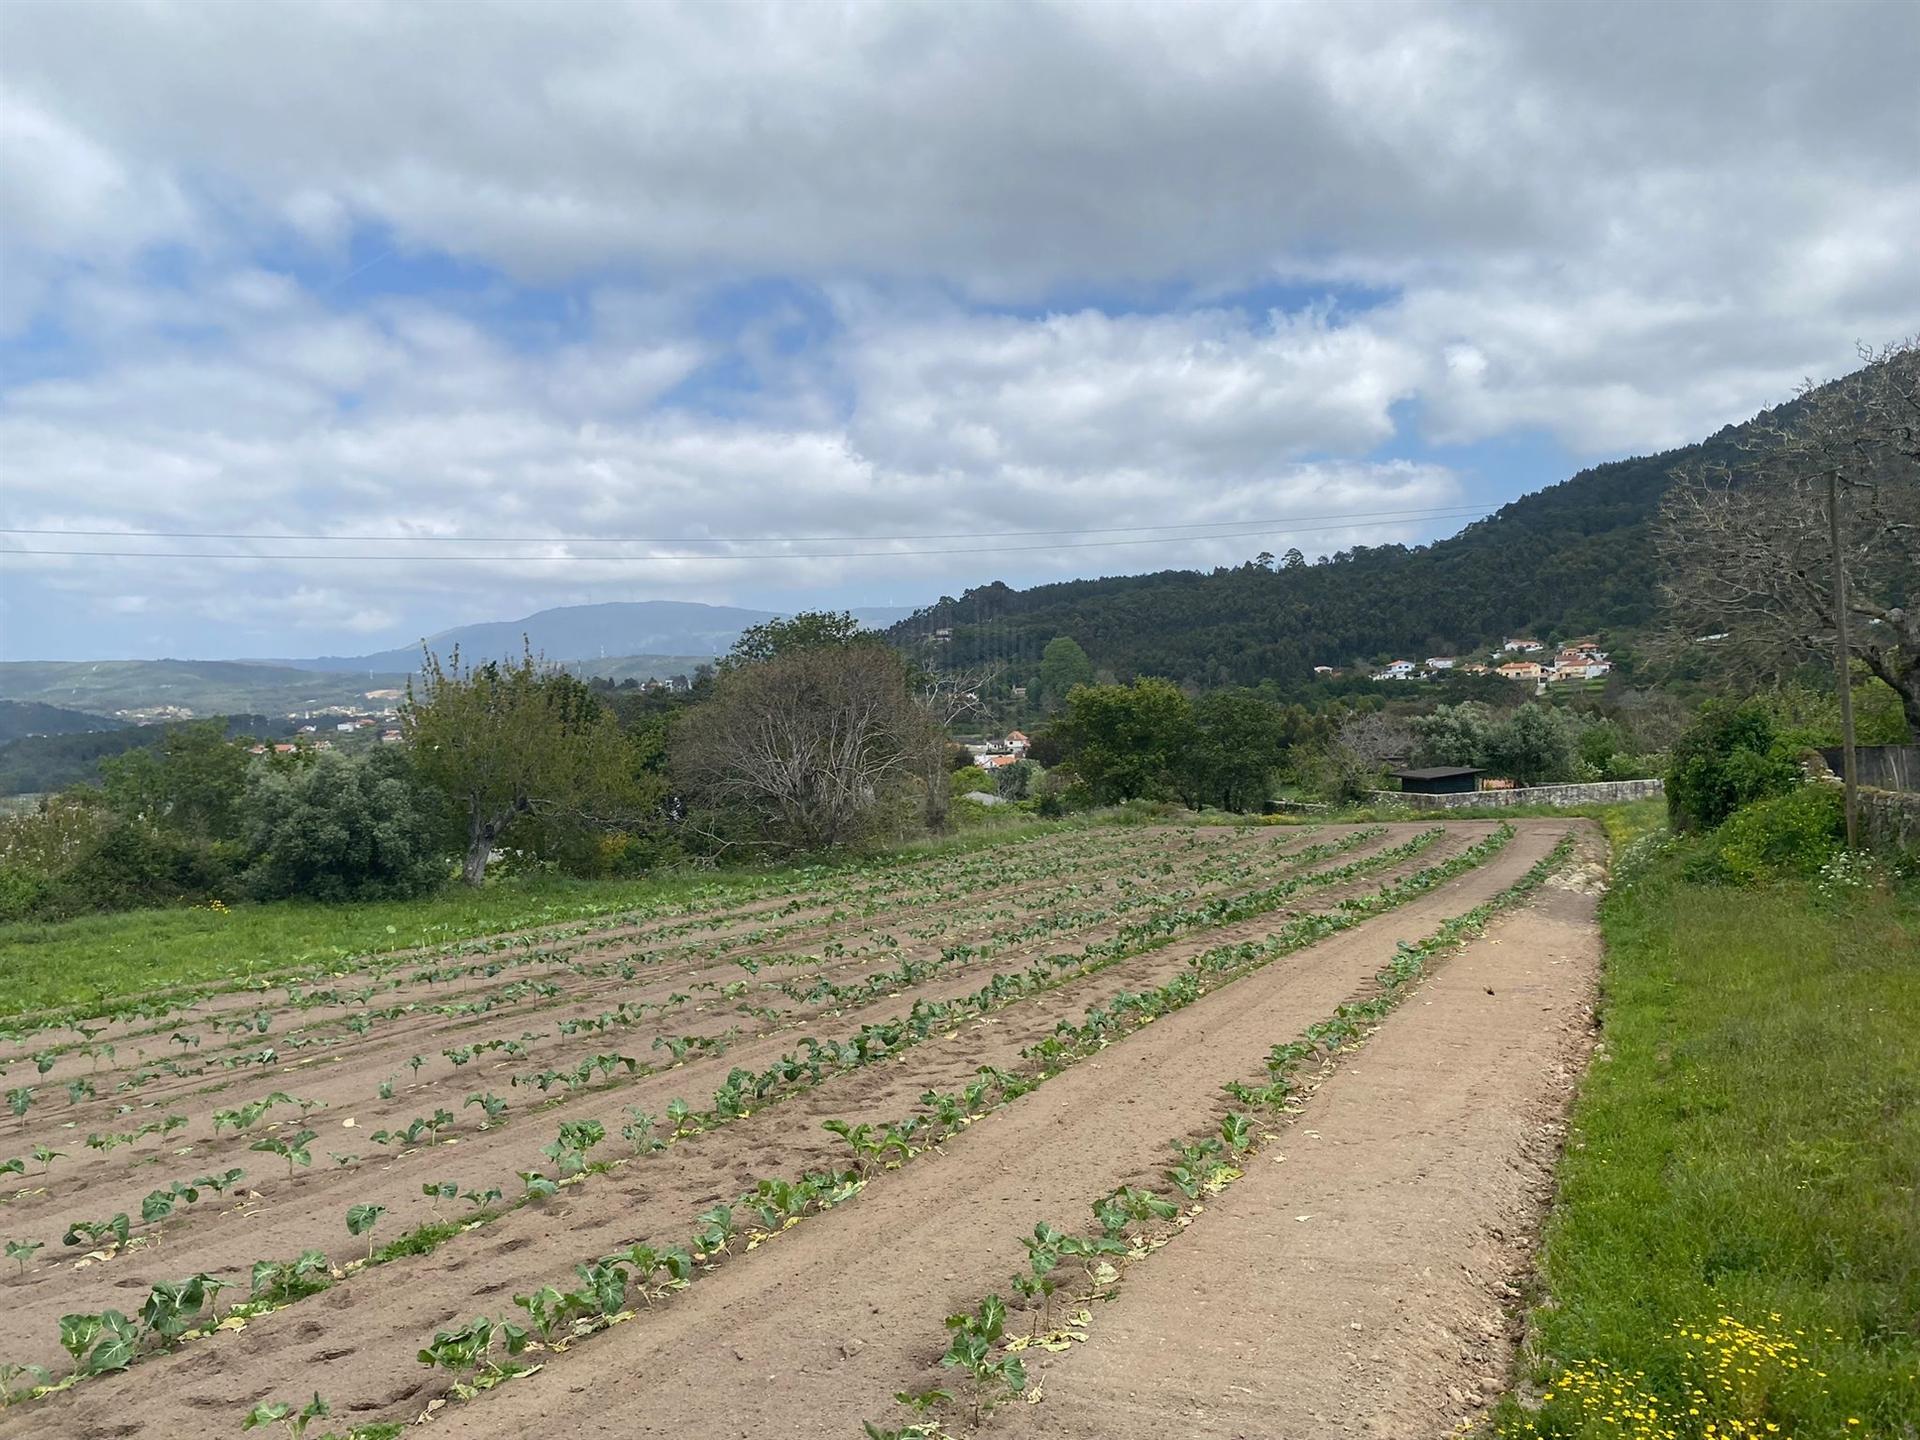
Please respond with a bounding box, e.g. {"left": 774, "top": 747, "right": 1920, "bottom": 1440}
{"left": 1503, "top": 637, "right": 1544, "bottom": 652}
{"left": 1372, "top": 659, "right": 1417, "bottom": 681}
{"left": 1425, "top": 656, "right": 1456, "bottom": 670}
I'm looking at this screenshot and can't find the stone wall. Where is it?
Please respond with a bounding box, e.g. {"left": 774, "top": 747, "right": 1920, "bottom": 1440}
{"left": 1366, "top": 777, "right": 1665, "bottom": 811}
{"left": 1859, "top": 786, "right": 1920, "bottom": 860}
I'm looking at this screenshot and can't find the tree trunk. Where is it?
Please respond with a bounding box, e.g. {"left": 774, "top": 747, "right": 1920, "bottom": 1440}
{"left": 921, "top": 751, "right": 951, "bottom": 834}
{"left": 1859, "top": 650, "right": 1920, "bottom": 741}
{"left": 462, "top": 822, "right": 492, "bottom": 888}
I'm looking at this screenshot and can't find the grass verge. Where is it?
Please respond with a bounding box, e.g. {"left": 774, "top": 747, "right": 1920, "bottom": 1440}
{"left": 1494, "top": 832, "right": 1920, "bottom": 1438}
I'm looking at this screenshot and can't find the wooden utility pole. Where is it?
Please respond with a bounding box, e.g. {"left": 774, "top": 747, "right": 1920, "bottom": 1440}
{"left": 1828, "top": 469, "right": 1859, "bottom": 848}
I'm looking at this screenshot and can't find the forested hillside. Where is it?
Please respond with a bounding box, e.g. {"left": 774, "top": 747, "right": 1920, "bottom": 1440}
{"left": 0, "top": 700, "right": 123, "bottom": 745}
{"left": 0, "top": 713, "right": 287, "bottom": 796}
{"left": 890, "top": 403, "right": 1779, "bottom": 687}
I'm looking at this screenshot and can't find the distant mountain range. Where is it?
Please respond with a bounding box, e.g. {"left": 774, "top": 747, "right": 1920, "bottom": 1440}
{"left": 0, "top": 602, "right": 917, "bottom": 720}
{"left": 269, "top": 600, "right": 915, "bottom": 675}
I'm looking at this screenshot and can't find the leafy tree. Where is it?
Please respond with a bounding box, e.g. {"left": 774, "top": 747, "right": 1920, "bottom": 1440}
{"left": 1184, "top": 689, "right": 1290, "bottom": 812}
{"left": 402, "top": 647, "right": 640, "bottom": 886}
{"left": 723, "top": 611, "right": 873, "bottom": 669}
{"left": 1411, "top": 702, "right": 1499, "bottom": 770}
{"left": 1487, "top": 704, "right": 1581, "bottom": 786}
{"left": 242, "top": 749, "right": 448, "bottom": 901}
{"left": 99, "top": 720, "right": 250, "bottom": 841}
{"left": 1034, "top": 636, "right": 1094, "bottom": 711}
{"left": 1054, "top": 679, "right": 1193, "bottom": 803}
{"left": 1666, "top": 699, "right": 1801, "bottom": 832}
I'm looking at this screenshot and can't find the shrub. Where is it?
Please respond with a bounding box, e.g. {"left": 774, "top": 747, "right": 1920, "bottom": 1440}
{"left": 1666, "top": 700, "right": 1799, "bottom": 832}
{"left": 242, "top": 748, "right": 447, "bottom": 902}
{"left": 49, "top": 816, "right": 234, "bottom": 915}
{"left": 1687, "top": 784, "right": 1843, "bottom": 886}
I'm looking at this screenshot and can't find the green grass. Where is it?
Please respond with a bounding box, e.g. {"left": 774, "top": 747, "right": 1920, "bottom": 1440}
{"left": 1496, "top": 834, "right": 1920, "bottom": 1438}
{"left": 0, "top": 816, "right": 1086, "bottom": 1023}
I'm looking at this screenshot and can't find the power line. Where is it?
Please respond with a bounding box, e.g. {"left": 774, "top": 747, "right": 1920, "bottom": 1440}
{"left": 0, "top": 510, "right": 1490, "bottom": 564}
{"left": 0, "top": 503, "right": 1487, "bottom": 547}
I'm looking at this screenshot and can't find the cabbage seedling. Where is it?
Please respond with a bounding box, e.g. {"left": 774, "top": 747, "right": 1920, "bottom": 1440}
{"left": 7, "top": 1086, "right": 35, "bottom": 1118}
{"left": 58, "top": 1309, "right": 138, "bottom": 1375}
{"left": 250, "top": 1129, "right": 317, "bottom": 1178}
{"left": 346, "top": 1203, "right": 386, "bottom": 1260}
{"left": 61, "top": 1213, "right": 130, "bottom": 1249}
{"left": 465, "top": 1092, "right": 508, "bottom": 1126}
{"left": 30, "top": 1144, "right": 61, "bottom": 1174}
{"left": 138, "top": 1271, "right": 229, "bottom": 1341}
{"left": 517, "top": 1170, "right": 559, "bottom": 1200}
{"left": 249, "top": 1251, "right": 331, "bottom": 1305}
{"left": 242, "top": 1392, "right": 331, "bottom": 1438}
{"left": 6, "top": 1238, "right": 42, "bottom": 1274}
{"left": 940, "top": 1294, "right": 1027, "bottom": 1423}
{"left": 422, "top": 1180, "right": 458, "bottom": 1218}
{"left": 619, "top": 1107, "right": 664, "bottom": 1155}
{"left": 692, "top": 1204, "right": 736, "bottom": 1257}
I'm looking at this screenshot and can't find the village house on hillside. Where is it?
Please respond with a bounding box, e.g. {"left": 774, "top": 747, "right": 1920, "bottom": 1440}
{"left": 1372, "top": 659, "right": 1417, "bottom": 681}
{"left": 1502, "top": 637, "right": 1544, "bottom": 652}
{"left": 1497, "top": 660, "right": 1543, "bottom": 681}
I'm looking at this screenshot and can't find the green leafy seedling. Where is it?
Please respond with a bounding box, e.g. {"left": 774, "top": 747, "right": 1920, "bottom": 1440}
{"left": 138, "top": 1271, "right": 229, "bottom": 1341}
{"left": 31, "top": 1144, "right": 63, "bottom": 1175}
{"left": 422, "top": 1180, "right": 458, "bottom": 1217}
{"left": 250, "top": 1128, "right": 317, "bottom": 1178}
{"left": 249, "top": 1250, "right": 332, "bottom": 1305}
{"left": 465, "top": 1092, "right": 507, "bottom": 1125}
{"left": 243, "top": 1392, "right": 331, "bottom": 1437}
{"left": 940, "top": 1293, "right": 1027, "bottom": 1423}
{"left": 61, "top": 1213, "right": 131, "bottom": 1249}
{"left": 346, "top": 1203, "right": 386, "bottom": 1260}
{"left": 6, "top": 1238, "right": 43, "bottom": 1274}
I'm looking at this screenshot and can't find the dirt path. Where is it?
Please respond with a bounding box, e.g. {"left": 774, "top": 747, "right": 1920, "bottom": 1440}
{"left": 1007, "top": 834, "right": 1605, "bottom": 1440}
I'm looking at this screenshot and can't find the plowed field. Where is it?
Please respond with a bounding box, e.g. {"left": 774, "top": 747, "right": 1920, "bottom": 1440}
{"left": 0, "top": 818, "right": 1601, "bottom": 1439}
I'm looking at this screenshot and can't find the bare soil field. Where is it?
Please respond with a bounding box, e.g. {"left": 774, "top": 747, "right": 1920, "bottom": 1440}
{"left": 0, "top": 818, "right": 1599, "bottom": 1440}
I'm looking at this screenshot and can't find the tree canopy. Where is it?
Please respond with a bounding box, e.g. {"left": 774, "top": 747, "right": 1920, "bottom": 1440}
{"left": 402, "top": 647, "right": 643, "bottom": 886}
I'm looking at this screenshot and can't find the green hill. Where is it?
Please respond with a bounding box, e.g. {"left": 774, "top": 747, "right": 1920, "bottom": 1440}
{"left": 0, "top": 700, "right": 124, "bottom": 745}
{"left": 889, "top": 404, "right": 1781, "bottom": 687}
{"left": 0, "top": 659, "right": 410, "bottom": 719}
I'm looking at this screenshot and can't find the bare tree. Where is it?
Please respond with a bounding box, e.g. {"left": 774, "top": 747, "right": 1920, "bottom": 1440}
{"left": 1656, "top": 340, "right": 1920, "bottom": 737}
{"left": 672, "top": 646, "right": 940, "bottom": 852}
{"left": 914, "top": 663, "right": 999, "bottom": 833}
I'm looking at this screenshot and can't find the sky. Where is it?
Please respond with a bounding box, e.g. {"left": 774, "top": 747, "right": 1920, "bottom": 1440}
{"left": 2, "top": 0, "right": 1917, "bottom": 662}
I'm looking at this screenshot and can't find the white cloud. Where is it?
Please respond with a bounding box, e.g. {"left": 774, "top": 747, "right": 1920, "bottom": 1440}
{"left": 3, "top": 0, "right": 1918, "bottom": 656}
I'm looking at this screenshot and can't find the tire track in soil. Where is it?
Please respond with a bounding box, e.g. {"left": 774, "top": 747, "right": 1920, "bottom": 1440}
{"left": 0, "top": 826, "right": 1423, "bottom": 1378}
{"left": 367, "top": 823, "right": 1573, "bottom": 1440}
{"left": 1002, "top": 827, "right": 1605, "bottom": 1440}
